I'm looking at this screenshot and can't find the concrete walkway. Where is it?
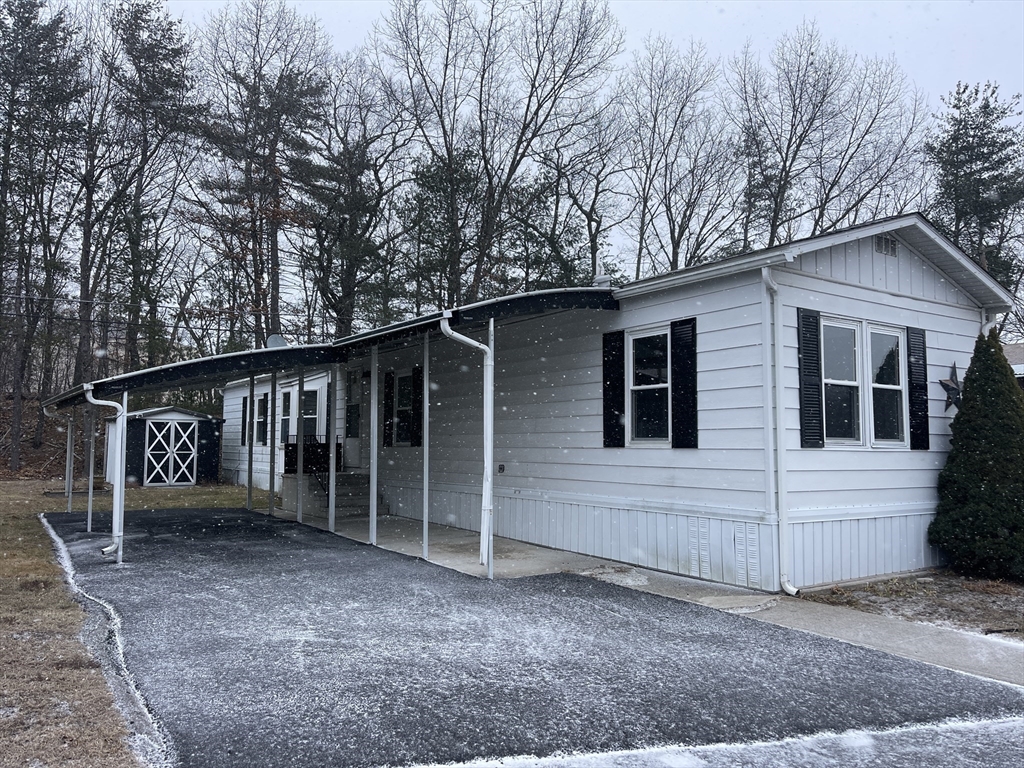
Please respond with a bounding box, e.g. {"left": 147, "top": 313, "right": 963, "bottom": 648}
{"left": 319, "top": 513, "right": 1024, "bottom": 687}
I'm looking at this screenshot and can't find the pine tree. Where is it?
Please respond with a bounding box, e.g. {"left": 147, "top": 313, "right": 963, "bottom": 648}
{"left": 928, "top": 329, "right": 1024, "bottom": 580}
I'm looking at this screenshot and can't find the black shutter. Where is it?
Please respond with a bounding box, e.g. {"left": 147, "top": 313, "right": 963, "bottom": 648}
{"left": 907, "top": 327, "right": 929, "bottom": 450}
{"left": 382, "top": 371, "right": 395, "bottom": 447}
{"left": 671, "top": 317, "right": 698, "bottom": 448}
{"left": 410, "top": 365, "right": 424, "bottom": 447}
{"left": 241, "top": 397, "right": 248, "bottom": 446}
{"left": 798, "top": 308, "right": 824, "bottom": 448}
{"left": 602, "top": 331, "right": 625, "bottom": 447}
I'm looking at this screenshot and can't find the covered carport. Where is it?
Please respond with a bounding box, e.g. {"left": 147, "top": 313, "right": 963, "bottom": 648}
{"left": 42, "top": 288, "right": 619, "bottom": 572}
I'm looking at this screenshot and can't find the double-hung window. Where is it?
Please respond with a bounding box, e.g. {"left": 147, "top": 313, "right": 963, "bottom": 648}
{"left": 822, "top": 321, "right": 861, "bottom": 442}
{"left": 800, "top": 308, "right": 918, "bottom": 449}
{"left": 345, "top": 370, "right": 362, "bottom": 439}
{"left": 394, "top": 373, "right": 414, "bottom": 445}
{"left": 869, "top": 329, "right": 905, "bottom": 442}
{"left": 256, "top": 394, "right": 268, "bottom": 445}
{"left": 630, "top": 332, "right": 670, "bottom": 441}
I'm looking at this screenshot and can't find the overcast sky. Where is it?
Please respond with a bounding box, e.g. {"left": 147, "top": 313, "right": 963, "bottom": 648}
{"left": 165, "top": 0, "right": 1024, "bottom": 112}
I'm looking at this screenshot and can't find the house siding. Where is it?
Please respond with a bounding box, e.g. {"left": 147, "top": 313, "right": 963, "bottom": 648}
{"left": 372, "top": 274, "right": 777, "bottom": 590}
{"left": 777, "top": 235, "right": 982, "bottom": 585}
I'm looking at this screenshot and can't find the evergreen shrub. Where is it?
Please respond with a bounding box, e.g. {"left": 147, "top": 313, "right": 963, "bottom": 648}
{"left": 929, "top": 330, "right": 1024, "bottom": 580}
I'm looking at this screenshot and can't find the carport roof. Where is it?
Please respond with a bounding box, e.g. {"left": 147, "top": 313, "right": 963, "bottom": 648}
{"left": 43, "top": 287, "right": 618, "bottom": 410}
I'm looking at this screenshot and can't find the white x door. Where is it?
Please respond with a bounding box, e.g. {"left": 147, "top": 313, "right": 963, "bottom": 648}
{"left": 145, "top": 420, "right": 198, "bottom": 486}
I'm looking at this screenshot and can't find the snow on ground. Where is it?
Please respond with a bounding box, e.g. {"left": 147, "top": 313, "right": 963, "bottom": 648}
{"left": 417, "top": 718, "right": 1024, "bottom": 768}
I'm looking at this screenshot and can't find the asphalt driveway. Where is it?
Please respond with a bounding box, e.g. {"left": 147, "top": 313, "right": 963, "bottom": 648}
{"left": 47, "top": 509, "right": 1024, "bottom": 768}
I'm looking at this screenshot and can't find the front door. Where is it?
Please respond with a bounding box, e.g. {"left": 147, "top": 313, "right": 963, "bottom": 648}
{"left": 343, "top": 369, "right": 363, "bottom": 470}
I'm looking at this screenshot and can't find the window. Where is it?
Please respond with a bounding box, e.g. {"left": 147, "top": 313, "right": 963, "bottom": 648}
{"left": 281, "top": 392, "right": 291, "bottom": 444}
{"left": 301, "top": 390, "right": 318, "bottom": 440}
{"left": 800, "top": 309, "right": 927, "bottom": 450}
{"left": 822, "top": 321, "right": 861, "bottom": 441}
{"left": 345, "top": 370, "right": 361, "bottom": 439}
{"left": 630, "top": 332, "right": 670, "bottom": 441}
{"left": 601, "top": 319, "right": 697, "bottom": 448}
{"left": 394, "top": 373, "right": 414, "bottom": 445}
{"left": 256, "top": 394, "right": 268, "bottom": 445}
{"left": 870, "top": 329, "right": 905, "bottom": 442}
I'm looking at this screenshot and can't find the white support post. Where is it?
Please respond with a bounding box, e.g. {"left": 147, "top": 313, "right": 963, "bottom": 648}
{"left": 246, "top": 376, "right": 255, "bottom": 511}
{"left": 64, "top": 409, "right": 75, "bottom": 514}
{"left": 328, "top": 364, "right": 339, "bottom": 533}
{"left": 369, "top": 345, "right": 378, "bottom": 546}
{"left": 296, "top": 368, "right": 305, "bottom": 524}
{"left": 485, "top": 318, "right": 494, "bottom": 580}
{"left": 269, "top": 372, "right": 278, "bottom": 517}
{"left": 439, "top": 312, "right": 495, "bottom": 579}
{"left": 422, "top": 334, "right": 430, "bottom": 561}
{"left": 86, "top": 405, "right": 96, "bottom": 532}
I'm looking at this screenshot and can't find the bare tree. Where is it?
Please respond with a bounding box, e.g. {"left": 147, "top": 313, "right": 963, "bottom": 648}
{"left": 380, "top": 0, "right": 622, "bottom": 303}
{"left": 620, "top": 36, "right": 735, "bottom": 277}
{"left": 728, "top": 22, "right": 926, "bottom": 249}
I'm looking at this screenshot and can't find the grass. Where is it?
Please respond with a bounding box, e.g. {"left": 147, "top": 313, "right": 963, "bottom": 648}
{"left": 0, "top": 479, "right": 255, "bottom": 768}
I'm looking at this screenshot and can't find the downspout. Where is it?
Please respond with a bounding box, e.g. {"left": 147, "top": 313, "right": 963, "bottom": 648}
{"left": 981, "top": 308, "right": 998, "bottom": 336}
{"left": 81, "top": 384, "right": 127, "bottom": 564}
{"left": 762, "top": 267, "right": 799, "bottom": 596}
{"left": 440, "top": 311, "right": 495, "bottom": 580}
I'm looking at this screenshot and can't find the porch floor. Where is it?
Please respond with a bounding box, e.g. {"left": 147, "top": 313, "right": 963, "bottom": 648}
{"left": 271, "top": 509, "right": 610, "bottom": 580}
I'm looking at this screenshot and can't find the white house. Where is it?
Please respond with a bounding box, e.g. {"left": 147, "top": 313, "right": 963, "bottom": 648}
{"left": 214, "top": 214, "right": 1013, "bottom": 592}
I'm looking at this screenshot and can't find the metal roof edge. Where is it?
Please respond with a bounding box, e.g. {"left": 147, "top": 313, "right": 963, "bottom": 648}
{"left": 612, "top": 213, "right": 1014, "bottom": 311}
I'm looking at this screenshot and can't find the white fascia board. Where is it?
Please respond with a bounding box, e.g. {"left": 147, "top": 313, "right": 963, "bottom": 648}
{"left": 613, "top": 250, "right": 795, "bottom": 299}
{"left": 899, "top": 216, "right": 1014, "bottom": 310}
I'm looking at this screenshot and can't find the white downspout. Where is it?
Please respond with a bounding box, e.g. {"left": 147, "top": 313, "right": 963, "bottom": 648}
{"left": 762, "top": 268, "right": 799, "bottom": 596}
{"left": 981, "top": 308, "right": 998, "bottom": 336}
{"left": 82, "top": 385, "right": 127, "bottom": 564}
{"left": 440, "top": 311, "right": 495, "bottom": 580}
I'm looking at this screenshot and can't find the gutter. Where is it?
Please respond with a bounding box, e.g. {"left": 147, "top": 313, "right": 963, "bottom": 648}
{"left": 440, "top": 310, "right": 495, "bottom": 580}
{"left": 762, "top": 267, "right": 800, "bottom": 596}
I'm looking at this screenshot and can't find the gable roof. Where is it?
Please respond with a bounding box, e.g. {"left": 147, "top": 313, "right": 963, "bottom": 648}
{"left": 615, "top": 213, "right": 1014, "bottom": 312}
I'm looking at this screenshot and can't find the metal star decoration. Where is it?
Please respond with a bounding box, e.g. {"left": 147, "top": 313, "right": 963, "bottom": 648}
{"left": 940, "top": 363, "right": 962, "bottom": 411}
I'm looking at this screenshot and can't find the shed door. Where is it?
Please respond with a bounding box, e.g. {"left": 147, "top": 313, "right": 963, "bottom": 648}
{"left": 145, "top": 420, "right": 198, "bottom": 486}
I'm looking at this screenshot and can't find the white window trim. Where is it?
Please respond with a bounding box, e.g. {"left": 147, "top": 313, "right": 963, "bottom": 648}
{"left": 626, "top": 327, "right": 672, "bottom": 446}
{"left": 821, "top": 316, "right": 910, "bottom": 449}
